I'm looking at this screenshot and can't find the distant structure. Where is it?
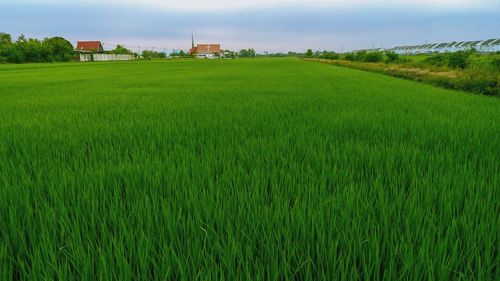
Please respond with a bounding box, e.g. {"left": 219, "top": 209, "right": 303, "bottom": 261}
{"left": 75, "top": 40, "right": 134, "bottom": 62}
{"left": 390, "top": 38, "right": 500, "bottom": 54}
{"left": 354, "top": 38, "right": 500, "bottom": 55}
{"left": 76, "top": 41, "right": 104, "bottom": 53}
{"left": 189, "top": 32, "right": 224, "bottom": 59}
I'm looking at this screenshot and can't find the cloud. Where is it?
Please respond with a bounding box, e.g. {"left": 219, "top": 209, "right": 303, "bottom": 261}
{"left": 6, "top": 0, "right": 500, "bottom": 10}
{"left": 1, "top": 1, "right": 499, "bottom": 52}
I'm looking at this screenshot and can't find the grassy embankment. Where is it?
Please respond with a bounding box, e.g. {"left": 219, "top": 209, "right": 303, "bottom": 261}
{"left": 1, "top": 58, "right": 499, "bottom": 280}
{"left": 307, "top": 52, "right": 500, "bottom": 96}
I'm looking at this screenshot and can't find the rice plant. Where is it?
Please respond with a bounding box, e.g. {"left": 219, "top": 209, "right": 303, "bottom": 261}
{"left": 0, "top": 58, "right": 498, "bottom": 280}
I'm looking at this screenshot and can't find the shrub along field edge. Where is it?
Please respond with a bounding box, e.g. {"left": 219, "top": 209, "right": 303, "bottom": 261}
{"left": 305, "top": 58, "right": 500, "bottom": 96}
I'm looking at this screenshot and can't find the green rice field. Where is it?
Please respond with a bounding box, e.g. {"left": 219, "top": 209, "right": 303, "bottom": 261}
{"left": 0, "top": 58, "right": 499, "bottom": 280}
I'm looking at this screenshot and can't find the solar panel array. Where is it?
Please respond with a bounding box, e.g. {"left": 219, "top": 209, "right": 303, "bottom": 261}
{"left": 389, "top": 38, "right": 500, "bottom": 54}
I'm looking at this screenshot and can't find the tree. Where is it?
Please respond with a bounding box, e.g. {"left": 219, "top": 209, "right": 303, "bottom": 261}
{"left": 14, "top": 35, "right": 51, "bottom": 63}
{"left": 239, "top": 48, "right": 256, "bottom": 58}
{"left": 14, "top": 35, "right": 38, "bottom": 63}
{"left": 110, "top": 44, "right": 132, "bottom": 55}
{"left": 142, "top": 50, "right": 154, "bottom": 60}
{"left": 224, "top": 49, "right": 236, "bottom": 58}
{"left": 239, "top": 49, "right": 248, "bottom": 57}
{"left": 0, "top": 32, "right": 11, "bottom": 45}
{"left": 0, "top": 32, "right": 75, "bottom": 63}
{"left": 169, "top": 50, "right": 193, "bottom": 58}
{"left": 43, "top": 37, "right": 74, "bottom": 62}
{"left": 306, "top": 49, "right": 313, "bottom": 57}
{"left": 0, "top": 32, "right": 13, "bottom": 63}
{"left": 142, "top": 50, "right": 168, "bottom": 59}
{"left": 248, "top": 48, "right": 256, "bottom": 58}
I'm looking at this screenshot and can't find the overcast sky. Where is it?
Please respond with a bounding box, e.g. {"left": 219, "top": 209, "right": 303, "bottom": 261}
{"left": 1, "top": 0, "right": 499, "bottom": 52}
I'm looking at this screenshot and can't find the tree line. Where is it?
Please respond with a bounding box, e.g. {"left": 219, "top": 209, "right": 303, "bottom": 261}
{"left": 0, "top": 33, "right": 75, "bottom": 63}
{"left": 0, "top": 31, "right": 266, "bottom": 63}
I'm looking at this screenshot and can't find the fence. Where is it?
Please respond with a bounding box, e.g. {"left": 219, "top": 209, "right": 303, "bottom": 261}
{"left": 79, "top": 54, "right": 134, "bottom": 62}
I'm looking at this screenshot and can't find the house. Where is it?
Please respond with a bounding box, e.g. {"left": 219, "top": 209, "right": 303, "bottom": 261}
{"left": 75, "top": 41, "right": 104, "bottom": 53}
{"left": 75, "top": 41, "right": 134, "bottom": 62}
{"left": 76, "top": 41, "right": 104, "bottom": 62}
{"left": 188, "top": 32, "right": 224, "bottom": 58}
{"left": 190, "top": 43, "right": 224, "bottom": 59}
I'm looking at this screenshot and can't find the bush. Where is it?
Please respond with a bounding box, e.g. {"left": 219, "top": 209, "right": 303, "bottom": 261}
{"left": 459, "top": 69, "right": 499, "bottom": 96}
{"left": 344, "top": 53, "right": 355, "bottom": 61}
{"left": 491, "top": 58, "right": 500, "bottom": 70}
{"left": 448, "top": 51, "right": 471, "bottom": 69}
{"left": 341, "top": 51, "right": 384, "bottom": 63}
{"left": 422, "top": 54, "right": 448, "bottom": 67}
{"left": 354, "top": 51, "right": 367, "bottom": 61}
{"left": 385, "top": 51, "right": 399, "bottom": 63}
{"left": 320, "top": 51, "right": 339, "bottom": 60}
{"left": 363, "top": 52, "right": 384, "bottom": 63}
{"left": 423, "top": 50, "right": 473, "bottom": 69}
{"left": 315, "top": 57, "right": 499, "bottom": 96}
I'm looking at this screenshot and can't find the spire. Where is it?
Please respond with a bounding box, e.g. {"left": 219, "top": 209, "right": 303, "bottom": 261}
{"left": 191, "top": 31, "right": 195, "bottom": 48}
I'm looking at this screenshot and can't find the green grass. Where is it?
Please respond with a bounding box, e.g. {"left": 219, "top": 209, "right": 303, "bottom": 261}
{"left": 0, "top": 58, "right": 499, "bottom": 280}
{"left": 401, "top": 53, "right": 500, "bottom": 69}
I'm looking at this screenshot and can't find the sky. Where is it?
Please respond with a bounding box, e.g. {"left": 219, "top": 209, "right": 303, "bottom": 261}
{"left": 1, "top": 0, "right": 499, "bottom": 53}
